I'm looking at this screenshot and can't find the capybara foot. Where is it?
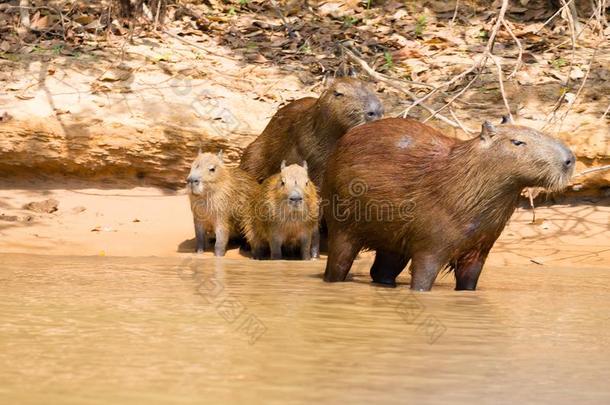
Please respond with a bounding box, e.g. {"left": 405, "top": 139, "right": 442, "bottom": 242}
{"left": 196, "top": 248, "right": 204, "bottom": 254}
{"left": 455, "top": 280, "right": 478, "bottom": 291}
{"left": 371, "top": 278, "right": 397, "bottom": 288}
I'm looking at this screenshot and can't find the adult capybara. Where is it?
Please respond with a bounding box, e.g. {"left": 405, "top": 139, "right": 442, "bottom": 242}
{"left": 322, "top": 118, "right": 575, "bottom": 291}
{"left": 244, "top": 161, "right": 319, "bottom": 260}
{"left": 187, "top": 151, "right": 258, "bottom": 256}
{"left": 239, "top": 77, "right": 384, "bottom": 187}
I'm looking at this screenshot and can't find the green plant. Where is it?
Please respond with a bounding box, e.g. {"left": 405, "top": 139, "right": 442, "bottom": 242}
{"left": 239, "top": 0, "right": 249, "bottom": 5}
{"left": 414, "top": 15, "right": 427, "bottom": 37}
{"left": 383, "top": 51, "right": 394, "bottom": 70}
{"left": 343, "top": 16, "right": 359, "bottom": 27}
{"left": 227, "top": 6, "right": 236, "bottom": 16}
{"left": 551, "top": 57, "right": 567, "bottom": 69}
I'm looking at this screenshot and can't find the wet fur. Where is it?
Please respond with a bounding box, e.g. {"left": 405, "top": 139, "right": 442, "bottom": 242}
{"left": 244, "top": 164, "right": 319, "bottom": 260}
{"left": 188, "top": 153, "right": 259, "bottom": 256}
{"left": 239, "top": 78, "right": 383, "bottom": 187}
{"left": 322, "top": 118, "right": 574, "bottom": 291}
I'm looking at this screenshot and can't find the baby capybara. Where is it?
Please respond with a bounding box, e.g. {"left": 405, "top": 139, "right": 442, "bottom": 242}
{"left": 239, "top": 77, "right": 384, "bottom": 187}
{"left": 322, "top": 118, "right": 575, "bottom": 291}
{"left": 244, "top": 161, "right": 320, "bottom": 260}
{"left": 186, "top": 151, "right": 258, "bottom": 256}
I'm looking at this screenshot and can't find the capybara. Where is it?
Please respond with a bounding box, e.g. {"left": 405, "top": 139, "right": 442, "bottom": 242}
{"left": 239, "top": 77, "right": 384, "bottom": 187}
{"left": 186, "top": 150, "right": 258, "bottom": 256}
{"left": 322, "top": 118, "right": 575, "bottom": 291}
{"left": 244, "top": 161, "right": 320, "bottom": 260}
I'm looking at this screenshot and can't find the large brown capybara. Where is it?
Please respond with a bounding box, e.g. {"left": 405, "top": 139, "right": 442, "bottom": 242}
{"left": 239, "top": 77, "right": 384, "bottom": 187}
{"left": 244, "top": 161, "right": 320, "bottom": 260}
{"left": 186, "top": 151, "right": 259, "bottom": 256}
{"left": 322, "top": 118, "right": 575, "bottom": 291}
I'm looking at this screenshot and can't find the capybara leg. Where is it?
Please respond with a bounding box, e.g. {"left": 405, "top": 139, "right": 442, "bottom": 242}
{"left": 409, "top": 253, "right": 442, "bottom": 291}
{"left": 251, "top": 242, "right": 266, "bottom": 260}
{"left": 214, "top": 225, "right": 229, "bottom": 257}
{"left": 323, "top": 230, "right": 361, "bottom": 282}
{"left": 310, "top": 227, "right": 320, "bottom": 259}
{"left": 455, "top": 253, "right": 486, "bottom": 291}
{"left": 300, "top": 233, "right": 312, "bottom": 261}
{"left": 194, "top": 221, "right": 207, "bottom": 253}
{"left": 269, "top": 235, "right": 283, "bottom": 260}
{"left": 370, "top": 250, "right": 410, "bottom": 287}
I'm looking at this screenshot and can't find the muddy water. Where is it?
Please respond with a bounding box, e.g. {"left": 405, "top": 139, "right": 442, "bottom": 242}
{"left": 1, "top": 254, "right": 609, "bottom": 404}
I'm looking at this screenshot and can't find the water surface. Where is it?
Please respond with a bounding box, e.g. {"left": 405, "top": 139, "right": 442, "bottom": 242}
{"left": 1, "top": 254, "right": 609, "bottom": 404}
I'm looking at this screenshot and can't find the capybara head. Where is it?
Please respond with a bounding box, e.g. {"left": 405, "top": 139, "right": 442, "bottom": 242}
{"left": 475, "top": 121, "right": 575, "bottom": 191}
{"left": 275, "top": 160, "right": 312, "bottom": 210}
{"left": 186, "top": 150, "right": 226, "bottom": 195}
{"left": 317, "top": 77, "right": 384, "bottom": 131}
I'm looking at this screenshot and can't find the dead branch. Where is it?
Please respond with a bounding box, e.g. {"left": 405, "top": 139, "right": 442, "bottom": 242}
{"left": 342, "top": 46, "right": 463, "bottom": 129}
{"left": 502, "top": 20, "right": 523, "bottom": 80}
{"left": 573, "top": 165, "right": 610, "bottom": 177}
{"left": 19, "top": 0, "right": 30, "bottom": 32}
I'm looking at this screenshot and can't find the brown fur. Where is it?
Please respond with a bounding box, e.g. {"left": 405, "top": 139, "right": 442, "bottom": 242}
{"left": 239, "top": 77, "right": 383, "bottom": 187}
{"left": 322, "top": 118, "right": 575, "bottom": 291}
{"left": 244, "top": 162, "right": 320, "bottom": 260}
{"left": 187, "top": 151, "right": 259, "bottom": 256}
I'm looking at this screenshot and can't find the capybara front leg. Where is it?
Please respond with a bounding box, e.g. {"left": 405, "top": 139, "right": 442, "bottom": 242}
{"left": 269, "top": 235, "right": 284, "bottom": 260}
{"left": 194, "top": 220, "right": 207, "bottom": 254}
{"left": 323, "top": 229, "right": 361, "bottom": 282}
{"left": 409, "top": 253, "right": 442, "bottom": 291}
{"left": 310, "top": 226, "right": 320, "bottom": 260}
{"left": 370, "top": 250, "right": 410, "bottom": 287}
{"left": 300, "top": 233, "right": 312, "bottom": 261}
{"left": 455, "top": 251, "right": 487, "bottom": 291}
{"left": 214, "top": 225, "right": 229, "bottom": 257}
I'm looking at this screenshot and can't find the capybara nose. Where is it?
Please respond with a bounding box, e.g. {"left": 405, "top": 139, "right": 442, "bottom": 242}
{"left": 365, "top": 107, "right": 383, "bottom": 121}
{"left": 288, "top": 191, "right": 303, "bottom": 203}
{"left": 186, "top": 175, "right": 199, "bottom": 184}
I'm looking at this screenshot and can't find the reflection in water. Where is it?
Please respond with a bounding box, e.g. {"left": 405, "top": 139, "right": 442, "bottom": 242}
{"left": 1, "top": 254, "right": 609, "bottom": 404}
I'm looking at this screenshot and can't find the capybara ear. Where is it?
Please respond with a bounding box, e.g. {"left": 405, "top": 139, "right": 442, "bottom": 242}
{"left": 480, "top": 121, "right": 497, "bottom": 142}
{"left": 500, "top": 115, "right": 513, "bottom": 125}
{"left": 281, "top": 160, "right": 286, "bottom": 170}
{"left": 302, "top": 160, "right": 308, "bottom": 172}
{"left": 217, "top": 149, "right": 224, "bottom": 161}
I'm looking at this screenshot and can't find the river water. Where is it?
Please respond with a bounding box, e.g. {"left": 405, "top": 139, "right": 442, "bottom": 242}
{"left": 1, "top": 254, "right": 609, "bottom": 404}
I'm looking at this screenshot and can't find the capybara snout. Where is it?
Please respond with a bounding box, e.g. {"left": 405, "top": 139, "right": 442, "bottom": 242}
{"left": 480, "top": 123, "right": 575, "bottom": 191}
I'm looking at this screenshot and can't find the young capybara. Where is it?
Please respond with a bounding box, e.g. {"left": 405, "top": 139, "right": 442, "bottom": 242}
{"left": 322, "top": 118, "right": 575, "bottom": 291}
{"left": 244, "top": 161, "right": 320, "bottom": 260}
{"left": 186, "top": 150, "right": 259, "bottom": 256}
{"left": 239, "top": 77, "right": 384, "bottom": 187}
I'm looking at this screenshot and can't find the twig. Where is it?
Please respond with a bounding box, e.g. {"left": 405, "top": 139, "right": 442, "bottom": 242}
{"left": 448, "top": 107, "right": 473, "bottom": 134}
{"left": 19, "top": 0, "right": 30, "bottom": 32}
{"left": 573, "top": 165, "right": 610, "bottom": 177}
{"left": 556, "top": 39, "right": 600, "bottom": 132}
{"left": 153, "top": 0, "right": 162, "bottom": 31}
{"left": 527, "top": 189, "right": 536, "bottom": 224}
{"left": 601, "top": 102, "right": 610, "bottom": 120}
{"left": 342, "top": 46, "right": 462, "bottom": 129}
{"left": 502, "top": 20, "right": 523, "bottom": 79}
{"left": 490, "top": 54, "right": 513, "bottom": 121}
{"left": 418, "top": 0, "right": 511, "bottom": 124}
{"left": 269, "top": 0, "right": 295, "bottom": 38}
{"left": 535, "top": 0, "right": 575, "bottom": 34}
{"left": 450, "top": 0, "right": 460, "bottom": 26}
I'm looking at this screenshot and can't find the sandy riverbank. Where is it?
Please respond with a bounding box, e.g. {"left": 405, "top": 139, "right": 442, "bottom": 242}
{"left": 0, "top": 182, "right": 607, "bottom": 269}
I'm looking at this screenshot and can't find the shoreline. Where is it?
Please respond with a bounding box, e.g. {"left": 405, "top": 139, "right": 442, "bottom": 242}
{"left": 1, "top": 183, "right": 608, "bottom": 269}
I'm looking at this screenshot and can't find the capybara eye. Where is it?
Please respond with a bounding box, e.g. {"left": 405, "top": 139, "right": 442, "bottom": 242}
{"left": 281, "top": 180, "right": 285, "bottom": 186}
{"left": 333, "top": 90, "right": 343, "bottom": 97}
{"left": 511, "top": 139, "right": 526, "bottom": 146}
{"left": 209, "top": 166, "right": 216, "bottom": 172}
